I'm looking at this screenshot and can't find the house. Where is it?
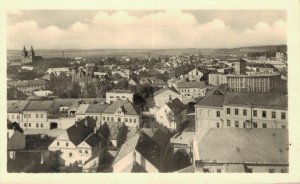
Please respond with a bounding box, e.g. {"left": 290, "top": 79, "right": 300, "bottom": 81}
{"left": 186, "top": 68, "right": 205, "bottom": 81}
{"left": 155, "top": 98, "right": 187, "bottom": 130}
{"left": 47, "top": 67, "right": 70, "bottom": 75}
{"left": 167, "top": 77, "right": 181, "bottom": 88}
{"left": 153, "top": 87, "right": 182, "bottom": 108}
{"left": 7, "top": 100, "right": 30, "bottom": 124}
{"left": 106, "top": 89, "right": 134, "bottom": 104}
{"left": 33, "top": 90, "right": 54, "bottom": 97}
{"left": 8, "top": 80, "right": 48, "bottom": 94}
{"left": 98, "top": 121, "right": 127, "bottom": 148}
{"left": 102, "top": 100, "right": 141, "bottom": 128}
{"left": 7, "top": 122, "right": 26, "bottom": 151}
{"left": 195, "top": 85, "right": 288, "bottom": 132}
{"left": 75, "top": 103, "right": 109, "bottom": 127}
{"left": 22, "top": 100, "right": 59, "bottom": 130}
{"left": 71, "top": 66, "right": 94, "bottom": 83}
{"left": 175, "top": 81, "right": 208, "bottom": 104}
{"left": 112, "top": 132, "right": 161, "bottom": 172}
{"left": 48, "top": 117, "right": 105, "bottom": 166}
{"left": 193, "top": 128, "right": 288, "bottom": 173}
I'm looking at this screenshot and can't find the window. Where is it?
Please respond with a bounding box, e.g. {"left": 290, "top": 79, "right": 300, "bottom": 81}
{"left": 262, "top": 111, "right": 267, "bottom": 118}
{"left": 29, "top": 123, "right": 31, "bottom": 127}
{"left": 111, "top": 117, "right": 114, "bottom": 121}
{"left": 269, "top": 169, "right": 275, "bottom": 173}
{"left": 24, "top": 123, "right": 27, "bottom": 127}
{"left": 40, "top": 114, "right": 43, "bottom": 118}
{"left": 17, "top": 115, "right": 19, "bottom": 119}
{"left": 253, "top": 110, "right": 257, "bottom": 117}
{"left": 57, "top": 142, "right": 59, "bottom": 146}
{"left": 103, "top": 116, "right": 105, "bottom": 121}
{"left": 36, "top": 114, "right": 39, "bottom": 118}
{"left": 134, "top": 119, "right": 136, "bottom": 123}
{"left": 281, "top": 112, "right": 286, "bottom": 120}
{"left": 235, "top": 121, "right": 239, "bottom": 128}
{"left": 125, "top": 118, "right": 128, "bottom": 122}
{"left": 227, "top": 120, "right": 231, "bottom": 127}
{"left": 24, "top": 114, "right": 27, "bottom": 118}
{"left": 217, "top": 123, "right": 220, "bottom": 128}
{"left": 281, "top": 169, "right": 288, "bottom": 173}
{"left": 28, "top": 114, "right": 31, "bottom": 118}
{"left": 226, "top": 108, "right": 231, "bottom": 114}
{"left": 235, "top": 109, "right": 239, "bottom": 115}
{"left": 243, "top": 109, "right": 247, "bottom": 116}
{"left": 36, "top": 123, "right": 39, "bottom": 128}
{"left": 79, "top": 150, "right": 82, "bottom": 153}
{"left": 107, "top": 117, "right": 110, "bottom": 121}
{"left": 216, "top": 111, "right": 220, "bottom": 117}
{"left": 85, "top": 150, "right": 88, "bottom": 154}
{"left": 118, "top": 118, "right": 121, "bottom": 122}
{"left": 66, "top": 142, "right": 69, "bottom": 147}
{"left": 69, "top": 153, "right": 72, "bottom": 157}
{"left": 41, "top": 123, "right": 43, "bottom": 128}
{"left": 217, "top": 169, "right": 221, "bottom": 173}
{"left": 282, "top": 125, "right": 286, "bottom": 129}
{"left": 263, "top": 124, "right": 267, "bottom": 128}
{"left": 203, "top": 168, "right": 209, "bottom": 173}
{"left": 129, "top": 118, "right": 132, "bottom": 123}
{"left": 272, "top": 111, "right": 276, "bottom": 119}
{"left": 253, "top": 123, "right": 257, "bottom": 128}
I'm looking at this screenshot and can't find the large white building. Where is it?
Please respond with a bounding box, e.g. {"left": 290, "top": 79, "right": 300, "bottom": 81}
{"left": 195, "top": 85, "right": 288, "bottom": 132}
{"left": 175, "top": 81, "right": 208, "bottom": 104}
{"left": 153, "top": 87, "right": 182, "bottom": 108}
{"left": 106, "top": 90, "right": 134, "bottom": 104}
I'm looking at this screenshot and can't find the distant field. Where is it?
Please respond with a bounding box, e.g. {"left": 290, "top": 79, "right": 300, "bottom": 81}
{"left": 7, "top": 45, "right": 286, "bottom": 61}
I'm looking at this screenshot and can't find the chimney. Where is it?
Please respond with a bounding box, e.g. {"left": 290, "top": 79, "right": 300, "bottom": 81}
{"left": 132, "top": 150, "right": 136, "bottom": 165}
{"left": 75, "top": 121, "right": 79, "bottom": 127}
{"left": 84, "top": 118, "right": 88, "bottom": 127}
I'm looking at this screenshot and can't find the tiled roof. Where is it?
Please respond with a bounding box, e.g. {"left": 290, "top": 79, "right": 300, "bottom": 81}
{"left": 107, "top": 89, "right": 133, "bottom": 94}
{"left": 7, "top": 100, "right": 30, "bottom": 113}
{"left": 83, "top": 132, "right": 101, "bottom": 147}
{"left": 86, "top": 104, "right": 109, "bottom": 113}
{"left": 176, "top": 81, "right": 206, "bottom": 89}
{"left": 196, "top": 128, "right": 288, "bottom": 164}
{"left": 103, "top": 100, "right": 139, "bottom": 116}
{"left": 100, "top": 121, "right": 125, "bottom": 140}
{"left": 153, "top": 87, "right": 180, "bottom": 96}
{"left": 197, "top": 93, "right": 224, "bottom": 107}
{"left": 166, "top": 98, "right": 186, "bottom": 114}
{"left": 67, "top": 117, "right": 96, "bottom": 146}
{"left": 23, "top": 100, "right": 54, "bottom": 111}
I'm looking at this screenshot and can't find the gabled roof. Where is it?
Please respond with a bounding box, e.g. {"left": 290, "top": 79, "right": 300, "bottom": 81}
{"left": 83, "top": 132, "right": 101, "bottom": 147}
{"left": 166, "top": 98, "right": 186, "bottom": 114}
{"left": 86, "top": 104, "right": 109, "bottom": 113}
{"left": 100, "top": 121, "right": 126, "bottom": 140}
{"left": 75, "top": 104, "right": 90, "bottom": 114}
{"left": 103, "top": 100, "right": 139, "bottom": 116}
{"left": 196, "top": 128, "right": 288, "bottom": 164}
{"left": 153, "top": 87, "right": 180, "bottom": 96}
{"left": 223, "top": 94, "right": 251, "bottom": 107}
{"left": 24, "top": 100, "right": 54, "bottom": 111}
{"left": 7, "top": 100, "right": 30, "bottom": 113}
{"left": 66, "top": 117, "right": 96, "bottom": 146}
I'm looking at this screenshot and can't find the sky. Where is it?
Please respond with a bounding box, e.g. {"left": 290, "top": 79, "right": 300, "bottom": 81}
{"left": 7, "top": 10, "right": 287, "bottom": 50}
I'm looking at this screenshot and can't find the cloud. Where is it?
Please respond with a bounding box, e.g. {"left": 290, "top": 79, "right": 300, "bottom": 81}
{"left": 7, "top": 10, "right": 287, "bottom": 49}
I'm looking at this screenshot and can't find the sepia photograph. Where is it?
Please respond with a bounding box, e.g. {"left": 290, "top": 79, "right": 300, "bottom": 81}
{"left": 1, "top": 0, "right": 300, "bottom": 183}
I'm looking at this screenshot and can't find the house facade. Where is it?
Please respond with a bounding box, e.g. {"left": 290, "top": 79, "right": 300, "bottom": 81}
{"left": 153, "top": 87, "right": 182, "bottom": 108}
{"left": 195, "top": 87, "right": 288, "bottom": 132}
{"left": 106, "top": 90, "right": 134, "bottom": 104}
{"left": 175, "top": 81, "right": 208, "bottom": 104}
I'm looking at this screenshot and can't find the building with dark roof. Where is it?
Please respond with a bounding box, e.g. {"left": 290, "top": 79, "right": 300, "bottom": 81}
{"left": 195, "top": 86, "right": 288, "bottom": 132}
{"left": 154, "top": 87, "right": 182, "bottom": 108}
{"left": 193, "top": 128, "right": 288, "bottom": 173}
{"left": 7, "top": 100, "right": 30, "bottom": 124}
{"left": 99, "top": 121, "right": 127, "bottom": 148}
{"left": 102, "top": 100, "right": 141, "bottom": 128}
{"left": 48, "top": 117, "right": 105, "bottom": 166}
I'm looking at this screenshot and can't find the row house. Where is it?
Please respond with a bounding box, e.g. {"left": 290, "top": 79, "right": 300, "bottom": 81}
{"left": 48, "top": 117, "right": 105, "bottom": 166}
{"left": 195, "top": 86, "right": 288, "bottom": 132}
{"left": 75, "top": 104, "right": 109, "bottom": 127}
{"left": 192, "top": 128, "right": 288, "bottom": 173}
{"left": 7, "top": 100, "right": 30, "bottom": 124}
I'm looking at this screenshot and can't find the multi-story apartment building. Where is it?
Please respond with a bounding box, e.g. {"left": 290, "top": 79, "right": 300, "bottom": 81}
{"left": 102, "top": 100, "right": 141, "bottom": 128}
{"left": 208, "top": 73, "right": 281, "bottom": 93}
{"left": 195, "top": 86, "right": 287, "bottom": 132}
{"left": 106, "top": 89, "right": 134, "bottom": 104}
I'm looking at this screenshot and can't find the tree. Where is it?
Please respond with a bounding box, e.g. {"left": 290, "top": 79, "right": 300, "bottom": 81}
{"left": 69, "top": 82, "right": 81, "bottom": 98}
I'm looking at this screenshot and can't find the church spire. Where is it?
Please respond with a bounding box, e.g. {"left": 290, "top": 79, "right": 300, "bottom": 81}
{"left": 30, "top": 45, "right": 35, "bottom": 56}
{"left": 22, "top": 46, "right": 28, "bottom": 57}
